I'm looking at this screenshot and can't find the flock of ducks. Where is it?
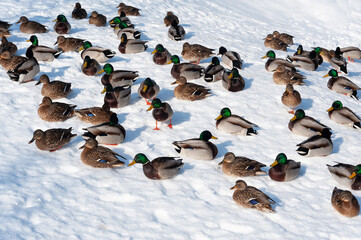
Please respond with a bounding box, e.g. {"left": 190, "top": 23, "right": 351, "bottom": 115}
{"left": 1, "top": 2, "right": 361, "bottom": 217}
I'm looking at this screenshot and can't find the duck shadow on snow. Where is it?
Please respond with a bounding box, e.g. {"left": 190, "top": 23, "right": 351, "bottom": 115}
{"left": 125, "top": 125, "right": 147, "bottom": 142}
{"left": 300, "top": 98, "right": 313, "bottom": 111}
{"left": 215, "top": 140, "right": 233, "bottom": 157}
{"left": 298, "top": 164, "right": 307, "bottom": 177}
{"left": 185, "top": 31, "right": 195, "bottom": 39}
{"left": 241, "top": 62, "right": 253, "bottom": 69}
{"left": 66, "top": 87, "right": 81, "bottom": 99}
{"left": 157, "top": 88, "right": 174, "bottom": 102}
{"left": 331, "top": 137, "right": 343, "bottom": 154}
{"left": 244, "top": 77, "right": 253, "bottom": 90}
{"left": 172, "top": 111, "right": 191, "bottom": 126}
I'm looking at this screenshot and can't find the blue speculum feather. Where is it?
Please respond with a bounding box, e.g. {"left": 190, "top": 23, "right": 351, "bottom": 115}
{"left": 249, "top": 199, "right": 258, "bottom": 205}
{"left": 98, "top": 159, "right": 107, "bottom": 163}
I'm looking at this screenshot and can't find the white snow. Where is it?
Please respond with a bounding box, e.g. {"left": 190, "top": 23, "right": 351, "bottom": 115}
{"left": 1, "top": 0, "right": 361, "bottom": 239}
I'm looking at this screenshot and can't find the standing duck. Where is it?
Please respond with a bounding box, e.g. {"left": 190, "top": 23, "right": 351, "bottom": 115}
{"left": 218, "top": 152, "right": 266, "bottom": 177}
{"left": 324, "top": 69, "right": 360, "bottom": 100}
{"left": 289, "top": 109, "right": 330, "bottom": 137}
{"left": 296, "top": 128, "right": 333, "bottom": 157}
{"left": 171, "top": 77, "right": 211, "bottom": 101}
{"left": 81, "top": 56, "right": 101, "bottom": 76}
{"left": 29, "top": 128, "right": 77, "bottom": 152}
{"left": 181, "top": 42, "right": 215, "bottom": 64}
{"left": 79, "top": 41, "right": 116, "bottom": 63}
{"left": 75, "top": 102, "right": 114, "bottom": 125}
{"left": 102, "top": 83, "right": 131, "bottom": 108}
{"left": 79, "top": 138, "right": 125, "bottom": 168}
{"left": 116, "top": 3, "right": 141, "bottom": 16}
{"left": 54, "top": 36, "right": 84, "bottom": 52}
{"left": 327, "top": 100, "right": 360, "bottom": 129}
{"left": 167, "top": 55, "right": 204, "bottom": 80}
{"left": 0, "top": 37, "right": 17, "bottom": 56}
{"left": 327, "top": 163, "right": 361, "bottom": 190}
{"left": 204, "top": 57, "right": 225, "bottom": 82}
{"left": 264, "top": 34, "right": 288, "bottom": 51}
{"left": 128, "top": 153, "right": 184, "bottom": 180}
{"left": 273, "top": 65, "right": 306, "bottom": 85}
{"left": 331, "top": 187, "right": 360, "bottom": 217}
{"left": 35, "top": 74, "right": 71, "bottom": 99}
{"left": 27, "top": 35, "right": 62, "bottom": 62}
{"left": 53, "top": 15, "right": 71, "bottom": 34}
{"left": 72, "top": 2, "right": 87, "bottom": 19}
{"left": 230, "top": 180, "right": 276, "bottom": 213}
{"left": 262, "top": 50, "right": 298, "bottom": 72}
{"left": 147, "top": 98, "right": 173, "bottom": 130}
{"left": 164, "top": 12, "right": 179, "bottom": 27}
{"left": 281, "top": 84, "right": 302, "bottom": 114}
{"left": 37, "top": 97, "right": 76, "bottom": 122}
{"left": 340, "top": 46, "right": 361, "bottom": 62}
{"left": 89, "top": 11, "right": 107, "bottom": 27}
{"left": 168, "top": 20, "right": 186, "bottom": 41}
{"left": 152, "top": 44, "right": 172, "bottom": 65}
{"left": 138, "top": 77, "right": 160, "bottom": 105}
{"left": 215, "top": 107, "right": 258, "bottom": 136}
{"left": 269, "top": 153, "right": 301, "bottom": 182}
{"left": 82, "top": 113, "right": 126, "bottom": 145}
{"left": 118, "top": 33, "right": 148, "bottom": 54}
{"left": 7, "top": 48, "right": 40, "bottom": 83}
{"left": 16, "top": 16, "right": 48, "bottom": 34}
{"left": 273, "top": 31, "right": 294, "bottom": 45}
{"left": 97, "top": 63, "right": 138, "bottom": 87}
{"left": 222, "top": 68, "right": 245, "bottom": 92}
{"left": 172, "top": 130, "right": 218, "bottom": 160}
{"left": 218, "top": 46, "right": 243, "bottom": 70}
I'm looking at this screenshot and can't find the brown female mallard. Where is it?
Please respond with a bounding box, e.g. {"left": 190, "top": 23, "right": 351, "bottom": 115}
{"left": 75, "top": 102, "right": 114, "bottom": 125}
{"left": 37, "top": 97, "right": 76, "bottom": 122}
{"left": 331, "top": 187, "right": 360, "bottom": 217}
{"left": 219, "top": 152, "right": 266, "bottom": 177}
{"left": 16, "top": 16, "right": 48, "bottom": 34}
{"left": 171, "top": 77, "right": 211, "bottom": 101}
{"left": 29, "top": 128, "right": 77, "bottom": 152}
{"left": 35, "top": 74, "right": 71, "bottom": 100}
{"left": 181, "top": 42, "right": 215, "bottom": 64}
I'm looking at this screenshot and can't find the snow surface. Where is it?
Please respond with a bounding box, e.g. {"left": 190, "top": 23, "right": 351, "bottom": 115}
{"left": 1, "top": 0, "right": 361, "bottom": 239}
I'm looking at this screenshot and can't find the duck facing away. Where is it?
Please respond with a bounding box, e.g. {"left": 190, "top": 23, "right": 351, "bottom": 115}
{"left": 289, "top": 109, "right": 330, "bottom": 137}
{"left": 81, "top": 56, "right": 101, "bottom": 76}
{"left": 172, "top": 130, "right": 218, "bottom": 160}
{"left": 167, "top": 55, "right": 205, "bottom": 80}
{"left": 204, "top": 57, "right": 225, "bottom": 83}
{"left": 72, "top": 2, "right": 87, "bottom": 19}
{"left": 324, "top": 69, "right": 360, "bottom": 100}
{"left": 53, "top": 15, "right": 71, "bottom": 34}
{"left": 80, "top": 138, "right": 125, "bottom": 168}
{"left": 119, "top": 33, "right": 147, "bottom": 54}
{"left": 218, "top": 46, "right": 243, "bottom": 70}
{"left": 27, "top": 35, "right": 62, "bottom": 62}
{"left": 128, "top": 153, "right": 184, "bottom": 180}
{"left": 231, "top": 180, "right": 276, "bottom": 213}
{"left": 327, "top": 163, "right": 361, "bottom": 190}
{"left": 102, "top": 83, "right": 131, "bottom": 108}
{"left": 219, "top": 152, "right": 266, "bottom": 177}
{"left": 181, "top": 42, "right": 215, "bottom": 64}
{"left": 0, "top": 37, "right": 17, "bottom": 56}
{"left": 296, "top": 128, "right": 333, "bottom": 157}
{"left": 269, "top": 153, "right": 301, "bottom": 182}
{"left": 273, "top": 65, "right": 306, "bottom": 85}
{"left": 164, "top": 12, "right": 179, "bottom": 27}
{"left": 37, "top": 97, "right": 76, "bottom": 122}
{"left": 172, "top": 77, "right": 211, "bottom": 101}
{"left": 168, "top": 20, "right": 185, "bottom": 41}
{"left": 138, "top": 77, "right": 160, "bottom": 105}
{"left": 29, "top": 128, "right": 77, "bottom": 152}
{"left": 89, "top": 11, "right": 107, "bottom": 27}
{"left": 75, "top": 102, "right": 114, "bottom": 125}
{"left": 327, "top": 100, "right": 360, "bottom": 129}
{"left": 147, "top": 98, "right": 173, "bottom": 130}
{"left": 281, "top": 84, "right": 301, "bottom": 114}
{"left": 36, "top": 74, "right": 71, "bottom": 100}
{"left": 216, "top": 107, "right": 258, "bottom": 136}
{"left": 331, "top": 187, "right": 360, "bottom": 218}
{"left": 16, "top": 16, "right": 48, "bottom": 34}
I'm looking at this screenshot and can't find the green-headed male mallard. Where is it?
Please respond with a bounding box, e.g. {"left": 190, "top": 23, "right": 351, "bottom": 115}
{"left": 327, "top": 100, "right": 360, "bottom": 129}
{"left": 29, "top": 127, "right": 77, "bottom": 152}
{"left": 138, "top": 77, "right": 160, "bottom": 105}
{"left": 219, "top": 152, "right": 266, "bottom": 177}
{"left": 289, "top": 109, "right": 330, "bottom": 137}
{"left": 27, "top": 35, "right": 62, "bottom": 62}
{"left": 222, "top": 68, "right": 245, "bottom": 92}
{"left": 53, "top": 14, "right": 71, "bottom": 34}
{"left": 218, "top": 46, "right": 243, "bottom": 70}
{"left": 261, "top": 50, "right": 298, "bottom": 72}
{"left": 269, "top": 153, "right": 301, "bottom": 182}
{"left": 167, "top": 55, "right": 204, "bottom": 80}
{"left": 81, "top": 56, "right": 101, "bottom": 76}
{"left": 79, "top": 41, "right": 116, "bottom": 63}
{"left": 147, "top": 98, "right": 173, "bottom": 130}
{"left": 97, "top": 63, "right": 138, "bottom": 87}
{"left": 152, "top": 44, "right": 172, "bottom": 65}
{"left": 216, "top": 107, "right": 257, "bottom": 136}
{"left": 327, "top": 163, "right": 361, "bottom": 190}
{"left": 102, "top": 83, "right": 131, "bottom": 108}
{"left": 118, "top": 33, "right": 147, "bottom": 54}
{"left": 324, "top": 69, "right": 360, "bottom": 100}
{"left": 296, "top": 128, "right": 333, "bottom": 157}
{"left": 204, "top": 57, "right": 225, "bottom": 83}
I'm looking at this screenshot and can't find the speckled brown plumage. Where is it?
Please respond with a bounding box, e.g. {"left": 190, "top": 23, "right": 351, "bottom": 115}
{"left": 29, "top": 127, "right": 77, "bottom": 151}
{"left": 37, "top": 97, "right": 76, "bottom": 122}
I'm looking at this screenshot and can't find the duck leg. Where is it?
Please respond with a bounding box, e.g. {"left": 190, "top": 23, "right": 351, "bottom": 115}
{"left": 49, "top": 145, "right": 64, "bottom": 152}
{"left": 145, "top": 99, "right": 151, "bottom": 105}
{"left": 190, "top": 60, "right": 200, "bottom": 65}
{"left": 167, "top": 119, "right": 173, "bottom": 129}
{"left": 288, "top": 108, "right": 295, "bottom": 114}
{"left": 154, "top": 121, "right": 160, "bottom": 130}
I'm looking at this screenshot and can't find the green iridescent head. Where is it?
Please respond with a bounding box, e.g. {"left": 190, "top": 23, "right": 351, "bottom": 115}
{"left": 355, "top": 165, "right": 361, "bottom": 175}
{"left": 216, "top": 107, "right": 231, "bottom": 120}
{"left": 314, "top": 47, "right": 321, "bottom": 54}
{"left": 294, "top": 109, "right": 305, "bottom": 119}
{"left": 82, "top": 41, "right": 92, "bottom": 49}
{"left": 151, "top": 98, "right": 162, "bottom": 108}
{"left": 103, "top": 63, "right": 114, "bottom": 74}
{"left": 229, "top": 68, "right": 240, "bottom": 79}
{"left": 211, "top": 57, "right": 220, "bottom": 65}
{"left": 275, "top": 153, "right": 288, "bottom": 165}
{"left": 263, "top": 50, "right": 275, "bottom": 59}
{"left": 29, "top": 35, "right": 38, "bottom": 46}
{"left": 328, "top": 69, "right": 338, "bottom": 78}
{"left": 109, "top": 113, "right": 119, "bottom": 126}
{"left": 56, "top": 14, "right": 67, "bottom": 22}
{"left": 332, "top": 100, "right": 343, "bottom": 110}
{"left": 154, "top": 44, "right": 165, "bottom": 52}
{"left": 199, "top": 130, "right": 217, "bottom": 141}
{"left": 170, "top": 55, "right": 180, "bottom": 64}
{"left": 129, "top": 153, "right": 150, "bottom": 166}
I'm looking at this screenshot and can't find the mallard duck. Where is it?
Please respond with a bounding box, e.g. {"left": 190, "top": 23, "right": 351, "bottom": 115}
{"left": 167, "top": 55, "right": 204, "bottom": 80}
{"left": 118, "top": 33, "right": 148, "bottom": 54}
{"left": 172, "top": 130, "right": 218, "bottom": 160}
{"left": 269, "top": 153, "right": 301, "bottom": 182}
{"left": 128, "top": 153, "right": 184, "bottom": 180}
{"left": 97, "top": 63, "right": 138, "bottom": 87}
{"left": 53, "top": 15, "right": 71, "bottom": 34}
{"left": 110, "top": 11, "right": 132, "bottom": 26}
{"left": 218, "top": 46, "right": 242, "bottom": 70}
{"left": 327, "top": 100, "right": 360, "bottom": 129}
{"left": 89, "top": 11, "right": 107, "bottom": 27}
{"left": 222, "top": 68, "right": 245, "bottom": 92}
{"left": 7, "top": 48, "right": 40, "bottom": 83}
{"left": 164, "top": 12, "right": 179, "bottom": 27}
{"left": 287, "top": 51, "right": 318, "bottom": 71}
{"left": 0, "top": 20, "right": 11, "bottom": 29}
{"left": 168, "top": 20, "right": 186, "bottom": 41}
{"left": 75, "top": 102, "right": 114, "bottom": 125}
{"left": 29, "top": 127, "right": 77, "bottom": 152}
{"left": 79, "top": 138, "right": 125, "bottom": 168}
{"left": 37, "top": 97, "right": 76, "bottom": 122}
{"left": 0, "top": 51, "right": 27, "bottom": 71}
{"left": 230, "top": 180, "right": 276, "bottom": 213}
{"left": 115, "top": 24, "right": 140, "bottom": 40}
{"left": 204, "top": 57, "right": 225, "bottom": 82}
{"left": 102, "top": 83, "right": 131, "bottom": 108}
{"left": 218, "top": 152, "right": 266, "bottom": 177}
{"left": 273, "top": 65, "right": 306, "bottom": 85}
{"left": 35, "top": 74, "right": 71, "bottom": 99}
{"left": 289, "top": 109, "right": 330, "bottom": 137}
{"left": 296, "top": 128, "right": 333, "bottom": 157}
{"left": 147, "top": 98, "right": 173, "bottom": 130}
{"left": 281, "top": 84, "right": 301, "bottom": 114}
{"left": 138, "top": 77, "right": 160, "bottom": 105}
{"left": 0, "top": 29, "right": 11, "bottom": 38}
{"left": 327, "top": 163, "right": 361, "bottom": 190}
{"left": 79, "top": 41, "right": 116, "bottom": 63}
{"left": 331, "top": 187, "right": 360, "bottom": 217}
{"left": 215, "top": 107, "right": 257, "bottom": 136}
{"left": 72, "top": 2, "right": 87, "bottom": 19}
{"left": 264, "top": 34, "right": 288, "bottom": 51}
{"left": 27, "top": 35, "right": 62, "bottom": 62}
{"left": 181, "top": 42, "right": 215, "bottom": 64}
{"left": 110, "top": 16, "right": 134, "bottom": 31}
{"left": 16, "top": 16, "right": 48, "bottom": 34}
{"left": 273, "top": 31, "right": 294, "bottom": 45}
{"left": 261, "top": 50, "right": 298, "bottom": 72}
{"left": 324, "top": 69, "right": 360, "bottom": 100}
{"left": 326, "top": 47, "right": 348, "bottom": 74}
{"left": 0, "top": 37, "right": 17, "bottom": 56}
{"left": 82, "top": 113, "right": 126, "bottom": 145}
{"left": 294, "top": 45, "right": 310, "bottom": 57}
{"left": 117, "top": 3, "right": 141, "bottom": 16}
{"left": 152, "top": 44, "right": 172, "bottom": 65}
{"left": 81, "top": 56, "right": 101, "bottom": 76}
{"left": 54, "top": 36, "right": 84, "bottom": 52}
{"left": 340, "top": 47, "right": 361, "bottom": 62}
{"left": 171, "top": 77, "right": 211, "bottom": 101}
